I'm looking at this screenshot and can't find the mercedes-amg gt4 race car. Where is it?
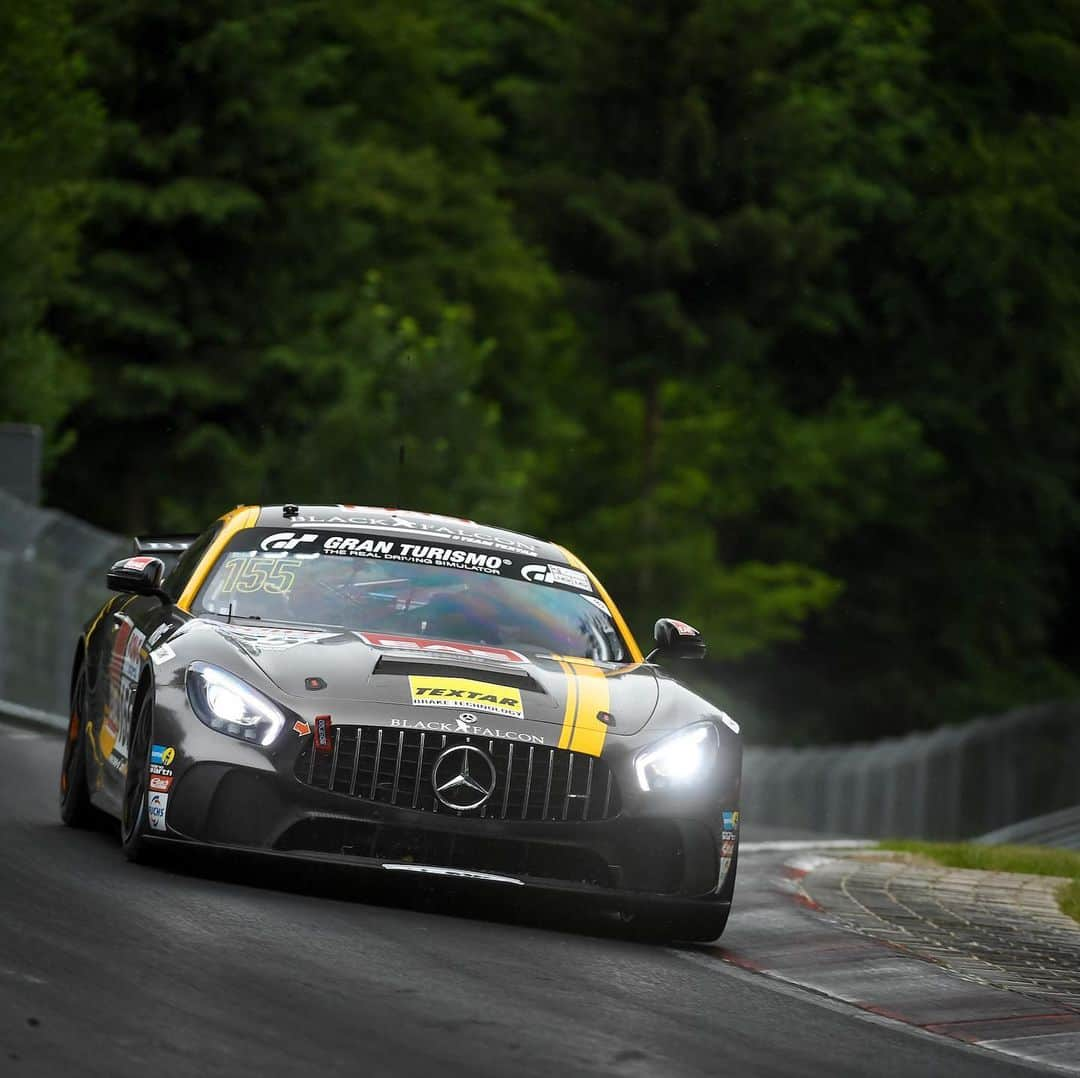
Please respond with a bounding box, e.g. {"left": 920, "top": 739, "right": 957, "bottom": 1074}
{"left": 60, "top": 505, "right": 742, "bottom": 940}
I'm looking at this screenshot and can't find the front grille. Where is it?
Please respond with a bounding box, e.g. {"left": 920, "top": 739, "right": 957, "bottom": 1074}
{"left": 294, "top": 726, "right": 621, "bottom": 822}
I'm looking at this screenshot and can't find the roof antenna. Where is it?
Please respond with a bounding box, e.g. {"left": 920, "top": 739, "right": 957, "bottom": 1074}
{"left": 227, "top": 601, "right": 234, "bottom": 625}
{"left": 283, "top": 503, "right": 300, "bottom": 519}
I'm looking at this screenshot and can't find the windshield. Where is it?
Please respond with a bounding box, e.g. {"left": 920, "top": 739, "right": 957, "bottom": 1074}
{"left": 194, "top": 528, "right": 628, "bottom": 662}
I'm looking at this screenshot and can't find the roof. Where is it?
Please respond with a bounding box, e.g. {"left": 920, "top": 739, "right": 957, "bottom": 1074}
{"left": 254, "top": 504, "right": 566, "bottom": 562}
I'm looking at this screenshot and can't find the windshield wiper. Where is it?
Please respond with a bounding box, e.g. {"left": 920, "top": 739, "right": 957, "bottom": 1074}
{"left": 203, "top": 607, "right": 262, "bottom": 624}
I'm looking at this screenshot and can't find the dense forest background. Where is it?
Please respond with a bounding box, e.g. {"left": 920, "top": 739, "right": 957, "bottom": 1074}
{"left": 3, "top": 0, "right": 1079, "bottom": 743}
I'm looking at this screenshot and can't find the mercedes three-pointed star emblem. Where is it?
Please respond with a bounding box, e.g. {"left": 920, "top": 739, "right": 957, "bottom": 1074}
{"left": 431, "top": 744, "right": 497, "bottom": 811}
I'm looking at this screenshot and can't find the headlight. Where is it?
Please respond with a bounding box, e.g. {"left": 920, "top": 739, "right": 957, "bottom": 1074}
{"left": 635, "top": 722, "right": 719, "bottom": 792}
{"left": 186, "top": 662, "right": 286, "bottom": 746}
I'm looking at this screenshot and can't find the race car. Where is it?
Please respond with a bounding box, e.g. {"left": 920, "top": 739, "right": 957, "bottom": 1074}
{"left": 60, "top": 504, "right": 742, "bottom": 940}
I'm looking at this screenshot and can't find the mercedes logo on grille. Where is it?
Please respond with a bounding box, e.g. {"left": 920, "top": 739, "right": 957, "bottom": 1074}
{"left": 431, "top": 744, "right": 497, "bottom": 811}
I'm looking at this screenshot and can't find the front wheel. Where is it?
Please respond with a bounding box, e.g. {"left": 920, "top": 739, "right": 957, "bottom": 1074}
{"left": 623, "top": 846, "right": 738, "bottom": 942}
{"left": 120, "top": 692, "right": 155, "bottom": 862}
{"left": 59, "top": 666, "right": 95, "bottom": 828}
{"left": 622, "top": 904, "right": 731, "bottom": 943}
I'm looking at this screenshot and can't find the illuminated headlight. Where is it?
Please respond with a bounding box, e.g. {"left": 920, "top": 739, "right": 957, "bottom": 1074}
{"left": 635, "top": 722, "right": 719, "bottom": 792}
{"left": 186, "top": 662, "right": 285, "bottom": 746}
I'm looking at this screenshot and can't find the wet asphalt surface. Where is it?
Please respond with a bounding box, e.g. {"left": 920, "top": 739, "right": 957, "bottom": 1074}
{"left": 0, "top": 720, "right": 1051, "bottom": 1076}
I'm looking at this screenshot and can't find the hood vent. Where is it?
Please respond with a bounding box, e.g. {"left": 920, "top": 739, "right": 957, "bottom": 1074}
{"left": 372, "top": 657, "right": 546, "bottom": 695}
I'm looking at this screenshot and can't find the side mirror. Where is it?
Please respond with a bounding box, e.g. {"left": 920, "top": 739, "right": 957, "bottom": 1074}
{"left": 650, "top": 617, "right": 707, "bottom": 660}
{"left": 107, "top": 556, "right": 170, "bottom": 604}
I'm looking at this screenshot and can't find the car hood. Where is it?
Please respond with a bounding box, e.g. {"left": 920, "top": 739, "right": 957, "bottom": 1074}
{"left": 203, "top": 624, "right": 660, "bottom": 738}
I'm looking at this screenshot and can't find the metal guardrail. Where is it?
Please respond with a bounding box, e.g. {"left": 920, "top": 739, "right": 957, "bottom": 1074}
{"left": 2, "top": 486, "right": 1077, "bottom": 844}
{"left": 976, "top": 805, "right": 1080, "bottom": 851}
{"left": 0, "top": 488, "right": 126, "bottom": 720}
{"left": 743, "top": 700, "right": 1080, "bottom": 841}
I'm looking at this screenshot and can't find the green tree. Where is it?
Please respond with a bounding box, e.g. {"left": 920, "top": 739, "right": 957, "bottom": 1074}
{"left": 52, "top": 0, "right": 556, "bottom": 532}
{"left": 489, "top": 0, "right": 1080, "bottom": 737}
{"left": 0, "top": 0, "right": 101, "bottom": 453}
{"left": 490, "top": 0, "right": 938, "bottom": 664}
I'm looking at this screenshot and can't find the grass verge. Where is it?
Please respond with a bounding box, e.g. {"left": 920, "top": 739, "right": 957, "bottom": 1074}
{"left": 878, "top": 840, "right": 1080, "bottom": 925}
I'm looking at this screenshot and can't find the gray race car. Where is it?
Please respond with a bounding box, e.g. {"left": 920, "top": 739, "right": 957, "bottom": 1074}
{"left": 60, "top": 504, "right": 742, "bottom": 940}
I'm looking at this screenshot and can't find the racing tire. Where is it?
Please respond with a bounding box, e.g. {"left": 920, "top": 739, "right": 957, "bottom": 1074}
{"left": 623, "top": 848, "right": 739, "bottom": 943}
{"left": 59, "top": 666, "right": 96, "bottom": 828}
{"left": 622, "top": 904, "right": 731, "bottom": 943}
{"left": 120, "top": 691, "right": 155, "bottom": 862}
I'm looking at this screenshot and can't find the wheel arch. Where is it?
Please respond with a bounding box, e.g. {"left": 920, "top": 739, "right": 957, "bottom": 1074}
{"left": 69, "top": 638, "right": 87, "bottom": 706}
{"left": 131, "top": 664, "right": 156, "bottom": 735}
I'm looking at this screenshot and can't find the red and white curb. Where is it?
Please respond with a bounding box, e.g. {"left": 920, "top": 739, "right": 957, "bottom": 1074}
{"left": 710, "top": 846, "right": 1080, "bottom": 1074}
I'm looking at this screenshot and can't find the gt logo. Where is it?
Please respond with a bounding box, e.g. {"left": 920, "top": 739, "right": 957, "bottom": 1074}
{"left": 520, "top": 563, "right": 592, "bottom": 592}
{"left": 260, "top": 532, "right": 318, "bottom": 552}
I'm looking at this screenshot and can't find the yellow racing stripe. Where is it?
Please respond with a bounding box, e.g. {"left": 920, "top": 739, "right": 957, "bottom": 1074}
{"left": 556, "top": 659, "right": 578, "bottom": 749}
{"left": 177, "top": 505, "right": 260, "bottom": 611}
{"left": 556, "top": 658, "right": 611, "bottom": 757}
{"left": 555, "top": 544, "right": 644, "bottom": 663}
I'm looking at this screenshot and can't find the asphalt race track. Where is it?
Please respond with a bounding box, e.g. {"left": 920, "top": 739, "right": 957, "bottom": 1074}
{"left": 0, "top": 720, "right": 1053, "bottom": 1077}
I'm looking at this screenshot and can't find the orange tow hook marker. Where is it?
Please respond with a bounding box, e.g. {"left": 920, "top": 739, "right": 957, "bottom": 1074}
{"left": 313, "top": 715, "right": 333, "bottom": 753}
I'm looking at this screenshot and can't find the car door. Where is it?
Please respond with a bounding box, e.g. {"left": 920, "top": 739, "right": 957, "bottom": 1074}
{"left": 93, "top": 594, "right": 165, "bottom": 808}
{"left": 88, "top": 522, "right": 223, "bottom": 811}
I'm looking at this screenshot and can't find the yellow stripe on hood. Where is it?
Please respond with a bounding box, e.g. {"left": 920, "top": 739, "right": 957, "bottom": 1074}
{"left": 556, "top": 658, "right": 611, "bottom": 757}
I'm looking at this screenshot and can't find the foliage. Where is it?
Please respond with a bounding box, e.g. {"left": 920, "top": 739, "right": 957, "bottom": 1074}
{"left": 0, "top": 0, "right": 101, "bottom": 455}
{"left": 49, "top": 0, "right": 553, "bottom": 530}
{"left": 1063, "top": 880, "right": 1080, "bottom": 925}
{"left": 492, "top": 0, "right": 1080, "bottom": 736}
{"left": 2, "top": 0, "right": 1080, "bottom": 741}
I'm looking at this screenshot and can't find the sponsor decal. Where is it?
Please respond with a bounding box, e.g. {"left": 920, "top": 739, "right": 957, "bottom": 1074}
{"left": 293, "top": 720, "right": 312, "bottom": 736}
{"left": 123, "top": 556, "right": 156, "bottom": 571}
{"left": 149, "top": 764, "right": 172, "bottom": 777}
{"left": 148, "top": 792, "right": 168, "bottom": 832}
{"left": 239, "top": 528, "right": 600, "bottom": 597}
{"left": 304, "top": 676, "right": 326, "bottom": 691}
{"left": 149, "top": 774, "right": 173, "bottom": 793}
{"left": 313, "top": 715, "right": 333, "bottom": 753}
{"left": 408, "top": 676, "right": 523, "bottom": 719}
{"left": 103, "top": 616, "right": 146, "bottom": 760}
{"left": 520, "top": 563, "right": 592, "bottom": 592}
{"left": 324, "top": 535, "right": 508, "bottom": 575}
{"left": 722, "top": 829, "right": 736, "bottom": 842}
{"left": 260, "top": 531, "right": 319, "bottom": 552}
{"left": 358, "top": 632, "right": 526, "bottom": 664}
{"left": 582, "top": 595, "right": 611, "bottom": 615}
{"left": 285, "top": 511, "right": 541, "bottom": 556}
{"left": 719, "top": 856, "right": 732, "bottom": 884}
{"left": 151, "top": 745, "right": 175, "bottom": 766}
{"left": 721, "top": 839, "right": 735, "bottom": 858}
{"left": 149, "top": 643, "right": 176, "bottom": 665}
{"left": 722, "top": 810, "right": 738, "bottom": 831}
{"left": 389, "top": 717, "right": 544, "bottom": 744}
{"left": 668, "top": 619, "right": 699, "bottom": 637}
